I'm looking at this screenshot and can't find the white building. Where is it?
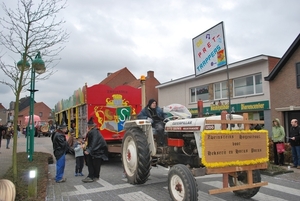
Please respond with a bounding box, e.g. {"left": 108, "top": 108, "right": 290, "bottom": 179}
{"left": 157, "top": 55, "right": 280, "bottom": 134}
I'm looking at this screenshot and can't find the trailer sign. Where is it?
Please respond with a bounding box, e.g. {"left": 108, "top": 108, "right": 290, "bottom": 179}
{"left": 202, "top": 130, "right": 268, "bottom": 168}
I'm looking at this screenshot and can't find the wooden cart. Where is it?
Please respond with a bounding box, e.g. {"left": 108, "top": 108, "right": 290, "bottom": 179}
{"left": 203, "top": 112, "right": 268, "bottom": 197}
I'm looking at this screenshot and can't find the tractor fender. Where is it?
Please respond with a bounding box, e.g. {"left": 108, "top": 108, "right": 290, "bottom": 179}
{"left": 124, "top": 120, "right": 156, "bottom": 156}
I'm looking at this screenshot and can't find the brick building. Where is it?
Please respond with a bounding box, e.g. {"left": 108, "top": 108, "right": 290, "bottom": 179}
{"left": 265, "top": 33, "right": 300, "bottom": 136}
{"left": 17, "top": 102, "right": 52, "bottom": 129}
{"left": 0, "top": 103, "right": 7, "bottom": 124}
{"left": 100, "top": 67, "right": 160, "bottom": 104}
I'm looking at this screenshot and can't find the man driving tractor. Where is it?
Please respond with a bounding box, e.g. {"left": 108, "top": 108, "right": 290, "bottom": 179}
{"left": 137, "top": 99, "right": 166, "bottom": 146}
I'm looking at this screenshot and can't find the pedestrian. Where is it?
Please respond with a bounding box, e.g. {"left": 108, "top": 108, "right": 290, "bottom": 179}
{"left": 67, "top": 125, "right": 76, "bottom": 155}
{"left": 52, "top": 122, "right": 69, "bottom": 183}
{"left": 137, "top": 99, "right": 166, "bottom": 146}
{"left": 74, "top": 136, "right": 85, "bottom": 176}
{"left": 22, "top": 125, "right": 26, "bottom": 137}
{"left": 17, "top": 124, "right": 21, "bottom": 138}
{"left": 0, "top": 179, "right": 16, "bottom": 201}
{"left": 82, "top": 117, "right": 108, "bottom": 183}
{"left": 70, "top": 121, "right": 79, "bottom": 137}
{"left": 272, "top": 118, "right": 285, "bottom": 166}
{"left": 0, "top": 121, "right": 8, "bottom": 153}
{"left": 289, "top": 119, "right": 300, "bottom": 169}
{"left": 49, "top": 123, "right": 56, "bottom": 138}
{"left": 83, "top": 132, "right": 89, "bottom": 166}
{"left": 5, "top": 123, "right": 13, "bottom": 149}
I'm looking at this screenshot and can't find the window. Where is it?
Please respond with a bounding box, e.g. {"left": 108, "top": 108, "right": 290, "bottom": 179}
{"left": 234, "top": 74, "right": 262, "bottom": 97}
{"left": 39, "top": 112, "right": 43, "bottom": 117}
{"left": 214, "top": 81, "right": 228, "bottom": 99}
{"left": 190, "top": 85, "right": 209, "bottom": 103}
{"left": 297, "top": 63, "right": 300, "bottom": 88}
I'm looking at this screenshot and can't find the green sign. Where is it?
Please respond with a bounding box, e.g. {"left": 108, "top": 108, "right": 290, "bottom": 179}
{"left": 189, "top": 100, "right": 269, "bottom": 115}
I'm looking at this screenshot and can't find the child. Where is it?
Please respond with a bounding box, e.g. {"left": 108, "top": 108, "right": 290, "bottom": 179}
{"left": 0, "top": 179, "right": 16, "bottom": 201}
{"left": 74, "top": 136, "right": 85, "bottom": 176}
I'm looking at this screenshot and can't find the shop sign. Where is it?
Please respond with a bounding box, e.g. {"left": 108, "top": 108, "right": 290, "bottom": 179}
{"left": 189, "top": 100, "right": 269, "bottom": 115}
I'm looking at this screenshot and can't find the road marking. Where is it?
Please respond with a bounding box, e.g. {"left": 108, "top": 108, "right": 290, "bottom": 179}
{"left": 119, "top": 191, "right": 157, "bottom": 201}
{"left": 195, "top": 174, "right": 222, "bottom": 179}
{"left": 198, "top": 191, "right": 226, "bottom": 201}
{"left": 62, "top": 179, "right": 133, "bottom": 196}
{"left": 263, "top": 183, "right": 300, "bottom": 195}
{"left": 204, "top": 181, "right": 288, "bottom": 201}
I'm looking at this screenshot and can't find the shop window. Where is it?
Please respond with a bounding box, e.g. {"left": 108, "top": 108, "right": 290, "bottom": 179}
{"left": 214, "top": 81, "right": 228, "bottom": 100}
{"left": 297, "top": 63, "right": 300, "bottom": 88}
{"left": 190, "top": 85, "right": 209, "bottom": 103}
{"left": 233, "top": 74, "right": 262, "bottom": 97}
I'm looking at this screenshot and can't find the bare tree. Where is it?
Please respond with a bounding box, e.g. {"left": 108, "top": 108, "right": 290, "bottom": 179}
{"left": 0, "top": 0, "right": 69, "bottom": 181}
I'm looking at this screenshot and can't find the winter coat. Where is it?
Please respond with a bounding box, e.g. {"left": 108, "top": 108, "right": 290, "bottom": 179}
{"left": 5, "top": 126, "right": 13, "bottom": 139}
{"left": 289, "top": 125, "right": 300, "bottom": 146}
{"left": 137, "top": 104, "right": 166, "bottom": 128}
{"left": 74, "top": 141, "right": 84, "bottom": 158}
{"left": 85, "top": 127, "right": 108, "bottom": 160}
{"left": 52, "top": 130, "right": 69, "bottom": 160}
{"left": 272, "top": 118, "right": 285, "bottom": 142}
{"left": 0, "top": 125, "right": 7, "bottom": 139}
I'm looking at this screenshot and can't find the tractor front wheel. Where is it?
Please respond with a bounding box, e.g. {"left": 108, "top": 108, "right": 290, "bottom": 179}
{"left": 121, "top": 127, "right": 151, "bottom": 184}
{"left": 168, "top": 164, "right": 198, "bottom": 201}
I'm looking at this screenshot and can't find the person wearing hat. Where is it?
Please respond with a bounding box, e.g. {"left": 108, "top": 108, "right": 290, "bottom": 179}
{"left": 82, "top": 117, "right": 108, "bottom": 183}
{"left": 137, "top": 99, "right": 166, "bottom": 146}
{"left": 52, "top": 122, "right": 69, "bottom": 183}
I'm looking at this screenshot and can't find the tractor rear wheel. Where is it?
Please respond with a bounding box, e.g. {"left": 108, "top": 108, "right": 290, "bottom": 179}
{"left": 228, "top": 170, "right": 261, "bottom": 198}
{"left": 168, "top": 164, "right": 198, "bottom": 201}
{"left": 122, "top": 127, "right": 151, "bottom": 184}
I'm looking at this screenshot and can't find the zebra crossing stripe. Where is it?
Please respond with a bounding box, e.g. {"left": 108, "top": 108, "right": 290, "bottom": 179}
{"left": 198, "top": 191, "right": 226, "bottom": 201}
{"left": 203, "top": 181, "right": 288, "bottom": 201}
{"left": 263, "top": 183, "right": 300, "bottom": 195}
{"left": 119, "top": 191, "right": 157, "bottom": 201}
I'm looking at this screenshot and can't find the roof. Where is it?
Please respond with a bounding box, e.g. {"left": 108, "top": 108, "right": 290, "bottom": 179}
{"left": 19, "top": 96, "right": 33, "bottom": 112}
{"left": 126, "top": 79, "right": 141, "bottom": 88}
{"left": 18, "top": 102, "right": 51, "bottom": 117}
{"left": 0, "top": 103, "right": 6, "bottom": 110}
{"left": 99, "top": 67, "right": 137, "bottom": 88}
{"left": 265, "top": 34, "right": 300, "bottom": 81}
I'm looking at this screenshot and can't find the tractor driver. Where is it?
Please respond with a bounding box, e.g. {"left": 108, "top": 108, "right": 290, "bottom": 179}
{"left": 137, "top": 99, "right": 166, "bottom": 146}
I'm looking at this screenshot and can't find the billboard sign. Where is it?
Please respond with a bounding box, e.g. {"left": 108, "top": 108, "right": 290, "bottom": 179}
{"left": 192, "top": 22, "right": 227, "bottom": 76}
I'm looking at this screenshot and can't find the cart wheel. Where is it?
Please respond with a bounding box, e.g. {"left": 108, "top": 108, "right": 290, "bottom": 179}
{"left": 228, "top": 170, "right": 261, "bottom": 198}
{"left": 168, "top": 164, "right": 198, "bottom": 201}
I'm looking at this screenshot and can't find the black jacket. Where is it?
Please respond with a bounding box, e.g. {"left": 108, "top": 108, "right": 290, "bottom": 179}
{"left": 86, "top": 127, "right": 108, "bottom": 160}
{"left": 0, "top": 125, "right": 7, "bottom": 138}
{"left": 52, "top": 130, "right": 69, "bottom": 159}
{"left": 289, "top": 126, "right": 300, "bottom": 146}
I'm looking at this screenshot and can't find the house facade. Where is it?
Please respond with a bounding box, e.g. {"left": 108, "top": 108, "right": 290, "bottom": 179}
{"left": 265, "top": 34, "right": 300, "bottom": 136}
{"left": 157, "top": 55, "right": 279, "bottom": 134}
{"left": 17, "top": 102, "right": 52, "bottom": 129}
{"left": 0, "top": 103, "right": 7, "bottom": 124}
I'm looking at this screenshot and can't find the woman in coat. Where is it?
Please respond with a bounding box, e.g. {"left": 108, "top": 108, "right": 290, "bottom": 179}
{"left": 272, "top": 118, "right": 286, "bottom": 166}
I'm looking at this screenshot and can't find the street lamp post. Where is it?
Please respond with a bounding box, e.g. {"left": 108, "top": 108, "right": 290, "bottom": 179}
{"left": 17, "top": 52, "right": 45, "bottom": 161}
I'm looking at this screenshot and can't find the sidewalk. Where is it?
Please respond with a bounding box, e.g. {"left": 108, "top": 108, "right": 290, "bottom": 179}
{"left": 0, "top": 136, "right": 54, "bottom": 178}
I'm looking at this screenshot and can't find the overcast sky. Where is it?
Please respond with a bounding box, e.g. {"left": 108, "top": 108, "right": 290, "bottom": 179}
{"left": 0, "top": 0, "right": 299, "bottom": 110}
